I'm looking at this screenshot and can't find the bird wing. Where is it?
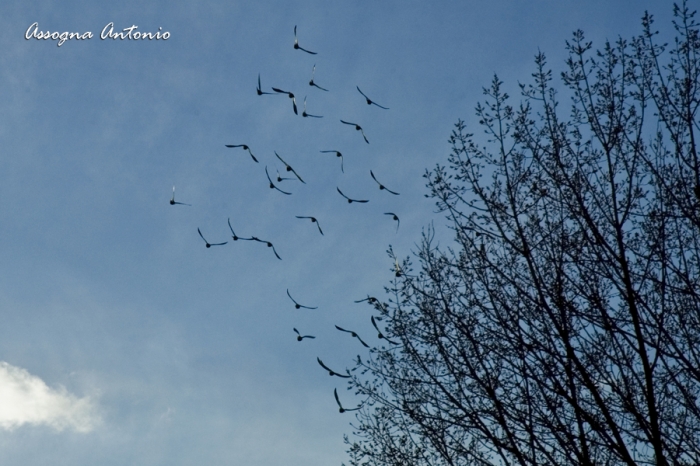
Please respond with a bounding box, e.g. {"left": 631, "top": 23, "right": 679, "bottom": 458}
{"left": 298, "top": 45, "right": 317, "bottom": 55}
{"left": 356, "top": 86, "right": 369, "bottom": 100}
{"left": 286, "top": 289, "right": 298, "bottom": 305}
{"left": 197, "top": 228, "right": 207, "bottom": 243}
{"left": 275, "top": 151, "right": 289, "bottom": 167}
{"left": 275, "top": 185, "right": 292, "bottom": 195}
{"left": 246, "top": 148, "right": 259, "bottom": 163}
{"left": 371, "top": 315, "right": 381, "bottom": 333}
{"left": 290, "top": 167, "right": 305, "bottom": 184}
{"left": 355, "top": 334, "right": 370, "bottom": 348}
{"left": 270, "top": 244, "right": 282, "bottom": 260}
{"left": 334, "top": 388, "right": 342, "bottom": 409}
{"left": 317, "top": 357, "right": 332, "bottom": 372}
{"left": 361, "top": 129, "right": 369, "bottom": 144}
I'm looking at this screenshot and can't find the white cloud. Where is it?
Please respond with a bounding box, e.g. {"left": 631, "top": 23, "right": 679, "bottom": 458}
{"left": 0, "top": 361, "right": 100, "bottom": 433}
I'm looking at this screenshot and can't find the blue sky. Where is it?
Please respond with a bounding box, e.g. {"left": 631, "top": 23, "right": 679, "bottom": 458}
{"left": 0, "top": 1, "right": 677, "bottom": 464}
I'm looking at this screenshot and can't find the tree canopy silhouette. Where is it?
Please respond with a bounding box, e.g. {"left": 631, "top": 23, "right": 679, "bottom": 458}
{"left": 347, "top": 3, "right": 700, "bottom": 465}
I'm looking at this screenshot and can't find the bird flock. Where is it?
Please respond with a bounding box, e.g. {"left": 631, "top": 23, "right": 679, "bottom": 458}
{"left": 170, "top": 26, "right": 405, "bottom": 414}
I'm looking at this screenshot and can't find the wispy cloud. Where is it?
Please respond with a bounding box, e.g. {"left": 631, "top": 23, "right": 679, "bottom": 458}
{"left": 0, "top": 361, "right": 100, "bottom": 433}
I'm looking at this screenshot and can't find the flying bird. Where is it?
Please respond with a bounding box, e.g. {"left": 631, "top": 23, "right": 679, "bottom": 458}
{"left": 320, "top": 150, "right": 344, "bottom": 173}
{"left": 287, "top": 289, "right": 317, "bottom": 309}
{"left": 354, "top": 296, "right": 378, "bottom": 304}
{"left": 275, "top": 168, "right": 294, "bottom": 182}
{"left": 317, "top": 357, "right": 350, "bottom": 378}
{"left": 293, "top": 25, "right": 317, "bottom": 54}
{"left": 227, "top": 218, "right": 252, "bottom": 242}
{"left": 384, "top": 212, "right": 400, "bottom": 232}
{"left": 296, "top": 216, "right": 324, "bottom": 235}
{"left": 335, "top": 325, "right": 370, "bottom": 348}
{"left": 272, "top": 87, "right": 298, "bottom": 115}
{"left": 334, "top": 388, "right": 361, "bottom": 413}
{"left": 340, "top": 120, "right": 369, "bottom": 144}
{"left": 256, "top": 73, "right": 274, "bottom": 95}
{"left": 394, "top": 258, "right": 403, "bottom": 277}
{"left": 355, "top": 296, "right": 387, "bottom": 313}
{"left": 293, "top": 328, "right": 316, "bottom": 341}
{"left": 225, "top": 144, "right": 259, "bottom": 163}
{"left": 197, "top": 228, "right": 228, "bottom": 248}
{"left": 265, "top": 166, "right": 292, "bottom": 195}
{"left": 250, "top": 236, "right": 282, "bottom": 260}
{"left": 356, "top": 86, "right": 389, "bottom": 109}
{"left": 370, "top": 170, "right": 400, "bottom": 195}
{"left": 302, "top": 97, "right": 323, "bottom": 118}
{"left": 371, "top": 316, "right": 399, "bottom": 345}
{"left": 337, "top": 187, "right": 368, "bottom": 204}
{"left": 275, "top": 152, "right": 305, "bottom": 183}
{"left": 170, "top": 186, "right": 191, "bottom": 206}
{"left": 309, "top": 64, "right": 328, "bottom": 91}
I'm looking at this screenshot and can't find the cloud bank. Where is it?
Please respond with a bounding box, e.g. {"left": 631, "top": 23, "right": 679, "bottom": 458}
{"left": 0, "top": 361, "right": 100, "bottom": 432}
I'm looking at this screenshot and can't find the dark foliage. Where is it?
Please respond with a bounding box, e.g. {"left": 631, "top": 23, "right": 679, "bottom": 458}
{"left": 347, "top": 3, "right": 700, "bottom": 465}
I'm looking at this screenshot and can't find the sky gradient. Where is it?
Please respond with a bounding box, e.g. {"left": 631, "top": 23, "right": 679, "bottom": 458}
{"left": 0, "top": 1, "right": 677, "bottom": 464}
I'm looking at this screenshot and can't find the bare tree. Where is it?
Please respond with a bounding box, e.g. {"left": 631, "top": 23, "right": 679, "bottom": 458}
{"left": 347, "top": 3, "right": 700, "bottom": 465}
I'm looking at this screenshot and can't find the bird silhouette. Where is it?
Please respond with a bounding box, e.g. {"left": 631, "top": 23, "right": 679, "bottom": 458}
{"left": 370, "top": 170, "right": 400, "bottom": 195}
{"left": 256, "top": 73, "right": 274, "bottom": 95}
{"left": 302, "top": 97, "right": 323, "bottom": 118}
{"left": 227, "top": 218, "right": 252, "bottom": 242}
{"left": 170, "top": 186, "right": 191, "bottom": 206}
{"left": 296, "top": 216, "right": 324, "bottom": 235}
{"left": 275, "top": 152, "right": 305, "bottom": 183}
{"left": 293, "top": 328, "right": 316, "bottom": 341}
{"left": 394, "top": 258, "right": 403, "bottom": 277}
{"left": 355, "top": 296, "right": 387, "bottom": 313}
{"left": 340, "top": 120, "right": 369, "bottom": 144}
{"left": 225, "top": 144, "right": 259, "bottom": 163}
{"left": 371, "top": 316, "right": 399, "bottom": 345}
{"left": 275, "top": 168, "right": 294, "bottom": 182}
{"left": 287, "top": 289, "right": 317, "bottom": 309}
{"left": 334, "top": 388, "right": 361, "bottom": 413}
{"left": 335, "top": 325, "right": 370, "bottom": 348}
{"left": 320, "top": 150, "right": 344, "bottom": 173}
{"left": 337, "top": 187, "right": 368, "bottom": 204}
{"left": 317, "top": 357, "right": 350, "bottom": 378}
{"left": 198, "top": 228, "right": 228, "bottom": 248}
{"left": 265, "top": 166, "right": 292, "bottom": 195}
{"left": 271, "top": 87, "right": 298, "bottom": 115}
{"left": 384, "top": 212, "right": 400, "bottom": 232}
{"left": 293, "top": 25, "right": 317, "bottom": 54}
{"left": 356, "top": 86, "right": 389, "bottom": 109}
{"left": 354, "top": 296, "right": 378, "bottom": 304}
{"left": 308, "top": 64, "right": 328, "bottom": 91}
{"left": 250, "top": 236, "right": 282, "bottom": 260}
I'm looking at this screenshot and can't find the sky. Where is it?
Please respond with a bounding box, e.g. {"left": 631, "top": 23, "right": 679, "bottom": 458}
{"left": 0, "top": 1, "right": 679, "bottom": 465}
